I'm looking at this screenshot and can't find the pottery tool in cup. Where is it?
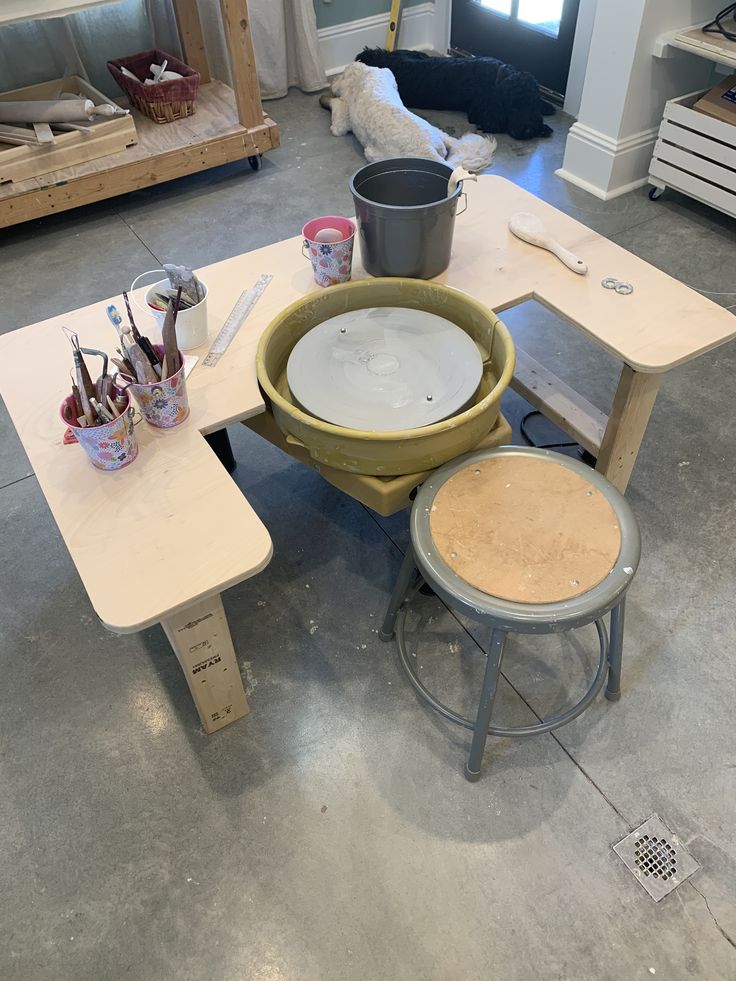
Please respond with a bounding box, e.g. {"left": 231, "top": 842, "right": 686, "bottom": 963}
{"left": 163, "top": 263, "right": 204, "bottom": 306}
{"left": 63, "top": 328, "right": 97, "bottom": 425}
{"left": 508, "top": 212, "right": 588, "bottom": 275}
{"left": 161, "top": 290, "right": 182, "bottom": 377}
{"left": 122, "top": 290, "right": 161, "bottom": 374}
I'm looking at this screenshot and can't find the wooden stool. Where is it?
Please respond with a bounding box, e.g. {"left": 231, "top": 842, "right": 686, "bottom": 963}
{"left": 379, "top": 446, "right": 641, "bottom": 781}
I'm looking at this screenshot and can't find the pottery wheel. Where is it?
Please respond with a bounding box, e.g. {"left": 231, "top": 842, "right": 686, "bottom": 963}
{"left": 286, "top": 307, "right": 483, "bottom": 432}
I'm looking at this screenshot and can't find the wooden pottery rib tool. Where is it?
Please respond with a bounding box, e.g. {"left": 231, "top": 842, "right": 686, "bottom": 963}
{"left": 127, "top": 343, "right": 158, "bottom": 384}
{"left": 161, "top": 293, "right": 181, "bottom": 377}
{"left": 508, "top": 212, "right": 588, "bottom": 275}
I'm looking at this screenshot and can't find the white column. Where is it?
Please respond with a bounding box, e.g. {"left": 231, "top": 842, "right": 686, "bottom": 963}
{"left": 558, "top": 0, "right": 716, "bottom": 199}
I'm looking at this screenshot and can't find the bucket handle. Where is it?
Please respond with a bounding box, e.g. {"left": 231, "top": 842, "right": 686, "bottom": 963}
{"left": 456, "top": 193, "right": 468, "bottom": 217}
{"left": 301, "top": 241, "right": 311, "bottom": 260}
{"left": 130, "top": 269, "right": 167, "bottom": 316}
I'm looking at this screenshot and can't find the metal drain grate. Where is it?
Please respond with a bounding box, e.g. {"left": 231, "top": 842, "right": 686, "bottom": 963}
{"left": 613, "top": 814, "right": 700, "bottom": 901}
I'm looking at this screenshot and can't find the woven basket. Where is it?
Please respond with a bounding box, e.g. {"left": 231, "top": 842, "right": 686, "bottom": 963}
{"left": 107, "top": 49, "right": 200, "bottom": 124}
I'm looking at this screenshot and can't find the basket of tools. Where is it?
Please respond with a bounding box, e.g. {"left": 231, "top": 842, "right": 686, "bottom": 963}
{"left": 107, "top": 49, "right": 199, "bottom": 124}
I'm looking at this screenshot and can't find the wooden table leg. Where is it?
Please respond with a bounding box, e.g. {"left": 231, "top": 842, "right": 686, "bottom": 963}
{"left": 162, "top": 594, "right": 249, "bottom": 734}
{"left": 596, "top": 364, "right": 662, "bottom": 493}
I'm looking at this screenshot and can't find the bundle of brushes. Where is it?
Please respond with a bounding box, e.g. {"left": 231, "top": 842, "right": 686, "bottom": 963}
{"left": 107, "top": 288, "right": 182, "bottom": 383}
{"left": 147, "top": 263, "right": 204, "bottom": 313}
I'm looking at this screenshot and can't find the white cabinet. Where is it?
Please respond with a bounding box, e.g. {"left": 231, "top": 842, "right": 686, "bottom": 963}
{"left": 649, "top": 91, "right": 736, "bottom": 218}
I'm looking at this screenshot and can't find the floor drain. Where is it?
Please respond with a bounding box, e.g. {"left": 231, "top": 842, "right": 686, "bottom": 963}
{"left": 613, "top": 814, "right": 700, "bottom": 902}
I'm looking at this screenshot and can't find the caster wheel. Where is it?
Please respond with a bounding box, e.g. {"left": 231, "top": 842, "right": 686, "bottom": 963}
{"left": 648, "top": 186, "right": 663, "bottom": 201}
{"left": 248, "top": 154, "right": 263, "bottom": 172}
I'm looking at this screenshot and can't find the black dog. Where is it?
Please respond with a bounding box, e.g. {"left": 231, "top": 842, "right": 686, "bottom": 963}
{"left": 356, "top": 47, "right": 554, "bottom": 140}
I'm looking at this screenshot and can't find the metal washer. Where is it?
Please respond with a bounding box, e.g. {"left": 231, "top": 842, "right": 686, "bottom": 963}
{"left": 601, "top": 276, "right": 634, "bottom": 295}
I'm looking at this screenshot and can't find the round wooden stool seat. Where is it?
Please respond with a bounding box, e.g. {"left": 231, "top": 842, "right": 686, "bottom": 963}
{"left": 428, "top": 455, "right": 622, "bottom": 604}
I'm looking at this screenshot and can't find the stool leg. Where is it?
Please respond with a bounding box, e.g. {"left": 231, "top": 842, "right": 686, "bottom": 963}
{"left": 465, "top": 629, "right": 506, "bottom": 782}
{"left": 606, "top": 597, "right": 626, "bottom": 702}
{"left": 379, "top": 546, "right": 418, "bottom": 642}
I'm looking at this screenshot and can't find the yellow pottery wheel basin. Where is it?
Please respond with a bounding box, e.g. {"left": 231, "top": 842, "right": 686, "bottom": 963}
{"left": 256, "top": 278, "right": 515, "bottom": 476}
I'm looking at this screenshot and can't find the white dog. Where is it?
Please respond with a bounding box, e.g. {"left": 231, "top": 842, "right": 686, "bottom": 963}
{"left": 321, "top": 61, "right": 496, "bottom": 172}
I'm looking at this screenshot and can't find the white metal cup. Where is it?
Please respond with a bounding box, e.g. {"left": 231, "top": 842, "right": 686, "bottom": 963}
{"left": 130, "top": 269, "right": 209, "bottom": 351}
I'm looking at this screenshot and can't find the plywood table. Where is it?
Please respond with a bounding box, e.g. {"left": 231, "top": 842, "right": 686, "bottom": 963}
{"left": 0, "top": 175, "right": 733, "bottom": 733}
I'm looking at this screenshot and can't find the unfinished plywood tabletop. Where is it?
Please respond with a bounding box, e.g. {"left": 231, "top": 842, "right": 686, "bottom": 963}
{"left": 440, "top": 176, "right": 735, "bottom": 373}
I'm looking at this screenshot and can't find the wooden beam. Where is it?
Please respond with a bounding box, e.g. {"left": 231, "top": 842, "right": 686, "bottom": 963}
{"left": 511, "top": 348, "right": 608, "bottom": 457}
{"left": 171, "top": 0, "right": 211, "bottom": 83}
{"left": 596, "top": 364, "right": 661, "bottom": 493}
{"left": 219, "top": 0, "right": 264, "bottom": 129}
{"left": 162, "top": 593, "right": 249, "bottom": 734}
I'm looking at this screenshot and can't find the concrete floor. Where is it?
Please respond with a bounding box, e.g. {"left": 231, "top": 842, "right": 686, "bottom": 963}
{"left": 1, "top": 92, "right": 735, "bottom": 981}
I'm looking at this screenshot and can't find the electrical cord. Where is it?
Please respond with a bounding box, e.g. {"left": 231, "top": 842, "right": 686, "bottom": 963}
{"left": 520, "top": 410, "right": 577, "bottom": 450}
{"left": 703, "top": 3, "right": 736, "bottom": 41}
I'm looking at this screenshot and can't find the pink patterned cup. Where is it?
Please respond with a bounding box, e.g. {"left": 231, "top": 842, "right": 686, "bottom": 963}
{"left": 302, "top": 215, "right": 356, "bottom": 287}
{"left": 127, "top": 345, "right": 189, "bottom": 429}
{"left": 60, "top": 389, "right": 138, "bottom": 471}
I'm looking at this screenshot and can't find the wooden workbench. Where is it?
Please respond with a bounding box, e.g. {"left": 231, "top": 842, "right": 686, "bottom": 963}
{"left": 0, "top": 176, "right": 732, "bottom": 733}
{"left": 0, "top": 0, "right": 280, "bottom": 228}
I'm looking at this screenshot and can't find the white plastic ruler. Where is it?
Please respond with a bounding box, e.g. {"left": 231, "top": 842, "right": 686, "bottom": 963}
{"left": 202, "top": 273, "right": 273, "bottom": 367}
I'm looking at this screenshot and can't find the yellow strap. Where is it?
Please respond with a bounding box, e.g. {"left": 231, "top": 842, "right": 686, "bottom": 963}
{"left": 386, "top": 0, "right": 403, "bottom": 51}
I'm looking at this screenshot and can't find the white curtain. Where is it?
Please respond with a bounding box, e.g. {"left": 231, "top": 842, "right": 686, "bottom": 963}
{"left": 199, "top": 0, "right": 327, "bottom": 100}
{"left": 0, "top": 0, "right": 326, "bottom": 101}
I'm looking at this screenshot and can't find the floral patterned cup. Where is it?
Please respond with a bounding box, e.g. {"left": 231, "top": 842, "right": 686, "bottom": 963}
{"left": 302, "top": 216, "right": 356, "bottom": 287}
{"left": 127, "top": 345, "right": 190, "bottom": 429}
{"left": 60, "top": 389, "right": 138, "bottom": 471}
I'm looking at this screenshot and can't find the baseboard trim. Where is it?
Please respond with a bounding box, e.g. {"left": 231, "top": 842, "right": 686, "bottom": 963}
{"left": 318, "top": 2, "right": 437, "bottom": 78}
{"left": 554, "top": 168, "right": 649, "bottom": 201}
{"left": 558, "top": 121, "right": 659, "bottom": 199}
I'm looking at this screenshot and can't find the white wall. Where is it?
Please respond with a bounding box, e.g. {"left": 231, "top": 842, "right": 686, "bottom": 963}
{"left": 558, "top": 0, "right": 717, "bottom": 198}
{"left": 318, "top": 0, "right": 449, "bottom": 77}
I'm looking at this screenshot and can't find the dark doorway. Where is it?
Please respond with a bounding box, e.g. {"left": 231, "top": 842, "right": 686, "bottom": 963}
{"left": 451, "top": 0, "right": 581, "bottom": 98}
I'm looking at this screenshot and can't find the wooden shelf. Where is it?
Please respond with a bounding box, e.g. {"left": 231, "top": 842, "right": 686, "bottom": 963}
{"left": 654, "top": 22, "right": 736, "bottom": 70}
{"left": 0, "top": 0, "right": 280, "bottom": 227}
{"left": 0, "top": 81, "right": 279, "bottom": 227}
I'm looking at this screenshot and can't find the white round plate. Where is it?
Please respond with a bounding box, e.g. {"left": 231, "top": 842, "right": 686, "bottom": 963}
{"left": 286, "top": 306, "right": 483, "bottom": 432}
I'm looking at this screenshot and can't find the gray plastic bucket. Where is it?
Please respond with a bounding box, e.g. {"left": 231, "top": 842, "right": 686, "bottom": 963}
{"left": 349, "top": 157, "right": 463, "bottom": 279}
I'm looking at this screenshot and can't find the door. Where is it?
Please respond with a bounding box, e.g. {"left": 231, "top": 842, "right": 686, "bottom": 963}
{"left": 451, "top": 0, "right": 580, "bottom": 98}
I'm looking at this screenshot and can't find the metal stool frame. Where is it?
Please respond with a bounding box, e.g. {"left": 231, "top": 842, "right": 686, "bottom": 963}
{"left": 380, "top": 446, "right": 641, "bottom": 781}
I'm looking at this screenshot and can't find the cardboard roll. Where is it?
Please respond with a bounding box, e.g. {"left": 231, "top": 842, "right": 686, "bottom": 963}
{"left": 286, "top": 306, "right": 483, "bottom": 432}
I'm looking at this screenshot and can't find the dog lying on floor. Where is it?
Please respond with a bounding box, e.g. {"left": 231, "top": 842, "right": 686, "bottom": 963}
{"left": 320, "top": 61, "right": 496, "bottom": 170}
{"left": 356, "top": 48, "right": 554, "bottom": 140}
